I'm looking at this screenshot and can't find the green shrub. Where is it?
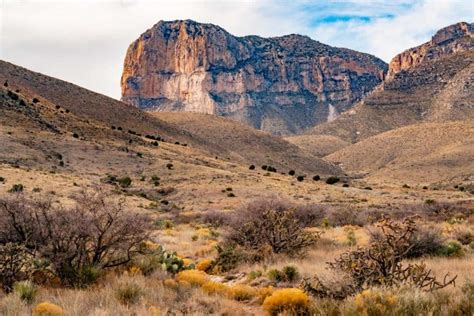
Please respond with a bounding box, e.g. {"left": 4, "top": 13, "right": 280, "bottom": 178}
{"left": 8, "top": 184, "right": 24, "bottom": 193}
{"left": 117, "top": 176, "right": 132, "bottom": 188}
{"left": 13, "top": 281, "right": 37, "bottom": 304}
{"left": 313, "top": 175, "right": 320, "bottom": 181}
{"left": 326, "top": 177, "right": 340, "bottom": 185}
{"left": 267, "top": 269, "right": 285, "bottom": 282}
{"left": 297, "top": 176, "right": 305, "bottom": 182}
{"left": 437, "top": 240, "right": 464, "bottom": 257}
{"left": 0, "top": 176, "right": 5, "bottom": 182}
{"left": 249, "top": 165, "right": 255, "bottom": 170}
{"left": 282, "top": 266, "right": 299, "bottom": 282}
{"left": 288, "top": 170, "right": 295, "bottom": 176}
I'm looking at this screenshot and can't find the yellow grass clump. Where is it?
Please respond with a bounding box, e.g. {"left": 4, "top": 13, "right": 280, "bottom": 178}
{"left": 196, "top": 259, "right": 213, "bottom": 272}
{"left": 228, "top": 284, "right": 257, "bottom": 301}
{"left": 201, "top": 281, "right": 230, "bottom": 296}
{"left": 182, "top": 258, "right": 194, "bottom": 266}
{"left": 33, "top": 302, "right": 64, "bottom": 316}
{"left": 163, "top": 278, "right": 178, "bottom": 289}
{"left": 262, "top": 288, "right": 311, "bottom": 315}
{"left": 176, "top": 270, "right": 209, "bottom": 286}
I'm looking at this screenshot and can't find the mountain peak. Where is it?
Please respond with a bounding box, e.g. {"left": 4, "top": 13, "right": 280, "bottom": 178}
{"left": 387, "top": 22, "right": 473, "bottom": 79}
{"left": 121, "top": 20, "right": 387, "bottom": 135}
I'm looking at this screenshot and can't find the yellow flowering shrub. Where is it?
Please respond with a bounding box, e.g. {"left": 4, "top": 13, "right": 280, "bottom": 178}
{"left": 182, "top": 258, "right": 194, "bottom": 266}
{"left": 33, "top": 302, "right": 64, "bottom": 316}
{"left": 228, "top": 284, "right": 257, "bottom": 301}
{"left": 202, "top": 281, "right": 230, "bottom": 296}
{"left": 176, "top": 270, "right": 208, "bottom": 286}
{"left": 353, "top": 289, "right": 398, "bottom": 316}
{"left": 262, "top": 288, "right": 311, "bottom": 315}
{"left": 196, "top": 259, "right": 213, "bottom": 272}
{"left": 257, "top": 286, "right": 275, "bottom": 304}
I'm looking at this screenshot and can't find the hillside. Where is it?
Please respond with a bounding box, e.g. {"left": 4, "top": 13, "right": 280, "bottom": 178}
{"left": 284, "top": 134, "right": 349, "bottom": 157}
{"left": 0, "top": 60, "right": 339, "bottom": 176}
{"left": 153, "top": 112, "right": 340, "bottom": 174}
{"left": 327, "top": 121, "right": 474, "bottom": 184}
{"left": 121, "top": 19, "right": 387, "bottom": 135}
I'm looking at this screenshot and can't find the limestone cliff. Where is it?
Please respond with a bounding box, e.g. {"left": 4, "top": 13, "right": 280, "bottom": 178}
{"left": 387, "top": 22, "right": 473, "bottom": 79}
{"left": 121, "top": 20, "right": 387, "bottom": 135}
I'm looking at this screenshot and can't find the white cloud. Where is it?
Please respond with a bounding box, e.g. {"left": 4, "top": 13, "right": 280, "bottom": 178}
{"left": 0, "top": 0, "right": 471, "bottom": 98}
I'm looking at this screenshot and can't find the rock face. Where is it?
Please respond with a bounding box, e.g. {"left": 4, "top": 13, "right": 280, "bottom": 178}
{"left": 121, "top": 20, "right": 387, "bottom": 135}
{"left": 310, "top": 22, "right": 474, "bottom": 143}
{"left": 387, "top": 22, "right": 473, "bottom": 79}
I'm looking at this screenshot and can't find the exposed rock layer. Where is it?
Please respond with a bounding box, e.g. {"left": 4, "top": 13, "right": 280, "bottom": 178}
{"left": 388, "top": 22, "right": 473, "bottom": 79}
{"left": 121, "top": 20, "right": 387, "bottom": 135}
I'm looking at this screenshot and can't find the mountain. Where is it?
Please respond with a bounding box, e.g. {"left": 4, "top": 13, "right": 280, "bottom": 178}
{"left": 310, "top": 22, "right": 473, "bottom": 143}
{"left": 0, "top": 60, "right": 340, "bottom": 176}
{"left": 121, "top": 20, "right": 387, "bottom": 135}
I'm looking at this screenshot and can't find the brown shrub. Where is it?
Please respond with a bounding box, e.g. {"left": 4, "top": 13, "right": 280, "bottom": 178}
{"left": 0, "top": 190, "right": 151, "bottom": 287}
{"left": 225, "top": 199, "right": 321, "bottom": 257}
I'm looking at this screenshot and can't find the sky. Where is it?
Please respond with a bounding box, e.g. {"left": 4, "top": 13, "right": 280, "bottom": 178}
{"left": 1, "top": 0, "right": 472, "bottom": 99}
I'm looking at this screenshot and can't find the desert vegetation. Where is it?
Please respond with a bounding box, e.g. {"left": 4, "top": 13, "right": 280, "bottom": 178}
{"left": 0, "top": 190, "right": 472, "bottom": 315}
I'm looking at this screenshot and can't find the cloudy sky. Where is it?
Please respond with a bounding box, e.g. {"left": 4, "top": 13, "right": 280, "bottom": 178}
{"left": 1, "top": 0, "right": 472, "bottom": 99}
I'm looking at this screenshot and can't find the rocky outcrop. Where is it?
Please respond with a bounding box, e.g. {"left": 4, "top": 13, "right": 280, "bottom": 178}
{"left": 121, "top": 20, "right": 387, "bottom": 135}
{"left": 387, "top": 22, "right": 473, "bottom": 79}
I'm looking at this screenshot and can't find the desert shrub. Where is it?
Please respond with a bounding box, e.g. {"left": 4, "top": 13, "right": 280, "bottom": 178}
{"left": 8, "top": 184, "right": 24, "bottom": 193}
{"left": 297, "top": 175, "right": 305, "bottom": 182}
{"left": 282, "top": 266, "right": 300, "bottom": 282}
{"left": 268, "top": 269, "right": 285, "bottom": 282}
{"left": 33, "top": 302, "right": 64, "bottom": 315}
{"left": 398, "top": 226, "right": 445, "bottom": 258}
{"left": 293, "top": 204, "right": 327, "bottom": 227}
{"left": 402, "top": 184, "right": 410, "bottom": 188}
{"left": 263, "top": 288, "right": 312, "bottom": 316}
{"left": 13, "top": 281, "right": 37, "bottom": 304}
{"left": 349, "top": 288, "right": 398, "bottom": 315}
{"left": 117, "top": 176, "right": 132, "bottom": 188}
{"left": 202, "top": 281, "right": 229, "bottom": 296}
{"left": 201, "top": 210, "right": 230, "bottom": 227}
{"left": 268, "top": 266, "right": 300, "bottom": 283}
{"left": 0, "top": 243, "right": 34, "bottom": 292}
{"left": 225, "top": 201, "right": 320, "bottom": 258}
{"left": 227, "top": 192, "right": 236, "bottom": 197}
{"left": 343, "top": 183, "right": 349, "bottom": 187}
{"left": 326, "top": 176, "right": 340, "bottom": 185}
{"left": 72, "top": 133, "right": 79, "bottom": 138}
{"left": 452, "top": 228, "right": 474, "bottom": 245}
{"left": 266, "top": 166, "right": 277, "bottom": 172}
{"left": 329, "top": 207, "right": 364, "bottom": 227}
{"left": 228, "top": 284, "right": 257, "bottom": 301}
{"left": 288, "top": 170, "right": 295, "bottom": 176}
{"left": 313, "top": 175, "right": 320, "bottom": 181}
{"left": 437, "top": 240, "right": 464, "bottom": 257}
{"left": 212, "top": 245, "right": 247, "bottom": 272}
{"left": 196, "top": 259, "right": 213, "bottom": 272}
{"left": 262, "top": 165, "right": 268, "bottom": 170}
{"left": 0, "top": 176, "right": 5, "bottom": 182}
{"left": 176, "top": 270, "right": 208, "bottom": 287}
{"left": 249, "top": 165, "right": 255, "bottom": 170}
{"left": 115, "top": 280, "right": 143, "bottom": 305}
{"left": 303, "top": 217, "right": 456, "bottom": 299}
{"left": 166, "top": 163, "right": 174, "bottom": 170}
{"left": 0, "top": 191, "right": 151, "bottom": 287}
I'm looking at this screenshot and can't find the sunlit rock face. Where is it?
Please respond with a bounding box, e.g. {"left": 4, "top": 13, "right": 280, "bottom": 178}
{"left": 388, "top": 22, "right": 473, "bottom": 80}
{"left": 121, "top": 20, "right": 387, "bottom": 135}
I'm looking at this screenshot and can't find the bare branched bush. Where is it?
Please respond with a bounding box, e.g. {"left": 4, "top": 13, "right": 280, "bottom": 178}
{"left": 0, "top": 243, "right": 34, "bottom": 292}
{"left": 0, "top": 190, "right": 151, "bottom": 287}
{"left": 302, "top": 217, "right": 456, "bottom": 299}
{"left": 225, "top": 199, "right": 321, "bottom": 258}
